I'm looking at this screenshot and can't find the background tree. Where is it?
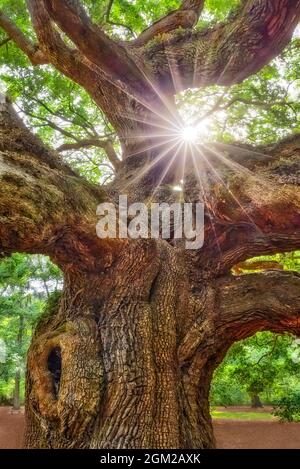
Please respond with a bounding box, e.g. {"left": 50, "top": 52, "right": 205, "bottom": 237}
{"left": 211, "top": 331, "right": 300, "bottom": 408}
{"left": 0, "top": 254, "right": 61, "bottom": 409}
{"left": 211, "top": 252, "right": 300, "bottom": 408}
{"left": 1, "top": 0, "right": 300, "bottom": 449}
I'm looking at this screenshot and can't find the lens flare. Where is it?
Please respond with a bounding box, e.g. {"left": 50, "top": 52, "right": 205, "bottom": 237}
{"left": 180, "top": 126, "right": 198, "bottom": 143}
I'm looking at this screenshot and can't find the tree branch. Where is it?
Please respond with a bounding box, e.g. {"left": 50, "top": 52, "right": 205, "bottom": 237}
{"left": 217, "top": 271, "right": 300, "bottom": 343}
{"left": 57, "top": 138, "right": 121, "bottom": 170}
{"left": 105, "top": 0, "right": 114, "bottom": 22}
{"left": 132, "top": 0, "right": 205, "bottom": 47}
{"left": 42, "top": 0, "right": 147, "bottom": 93}
{"left": 195, "top": 95, "right": 298, "bottom": 124}
{"left": 193, "top": 133, "right": 300, "bottom": 273}
{"left": 0, "top": 37, "right": 11, "bottom": 47}
{"left": 25, "top": 0, "right": 105, "bottom": 97}
{"left": 0, "top": 94, "right": 117, "bottom": 271}
{"left": 0, "top": 10, "right": 47, "bottom": 64}
{"left": 141, "top": 0, "right": 300, "bottom": 90}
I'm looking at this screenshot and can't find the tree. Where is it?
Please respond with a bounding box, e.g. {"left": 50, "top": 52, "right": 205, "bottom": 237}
{"left": 0, "top": 254, "right": 62, "bottom": 409}
{"left": 211, "top": 330, "right": 300, "bottom": 408}
{"left": 1, "top": 0, "right": 300, "bottom": 449}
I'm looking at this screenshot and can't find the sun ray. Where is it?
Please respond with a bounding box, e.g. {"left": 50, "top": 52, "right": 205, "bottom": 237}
{"left": 192, "top": 144, "right": 265, "bottom": 235}
{"left": 189, "top": 144, "right": 222, "bottom": 255}
{"left": 120, "top": 138, "right": 182, "bottom": 191}
{"left": 148, "top": 141, "right": 185, "bottom": 202}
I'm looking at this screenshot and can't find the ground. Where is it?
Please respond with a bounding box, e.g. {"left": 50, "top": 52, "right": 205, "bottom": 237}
{"left": 1, "top": 406, "right": 300, "bottom": 449}
{"left": 0, "top": 407, "right": 24, "bottom": 449}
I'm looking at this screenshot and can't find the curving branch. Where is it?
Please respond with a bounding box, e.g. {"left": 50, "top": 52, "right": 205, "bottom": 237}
{"left": 42, "top": 0, "right": 147, "bottom": 93}
{"left": 0, "top": 10, "right": 47, "bottom": 64}
{"left": 25, "top": 0, "right": 105, "bottom": 96}
{"left": 0, "top": 37, "right": 11, "bottom": 47}
{"left": 217, "top": 270, "right": 300, "bottom": 343}
{"left": 132, "top": 0, "right": 205, "bottom": 47}
{"left": 194, "top": 133, "right": 300, "bottom": 273}
{"left": 141, "top": 0, "right": 300, "bottom": 90}
{"left": 57, "top": 138, "right": 121, "bottom": 170}
{"left": 0, "top": 94, "right": 116, "bottom": 271}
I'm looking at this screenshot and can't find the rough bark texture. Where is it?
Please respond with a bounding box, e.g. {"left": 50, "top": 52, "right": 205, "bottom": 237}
{"left": 1, "top": 0, "right": 300, "bottom": 449}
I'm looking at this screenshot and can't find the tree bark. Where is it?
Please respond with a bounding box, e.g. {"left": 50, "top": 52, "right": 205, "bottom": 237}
{"left": 24, "top": 241, "right": 218, "bottom": 449}
{"left": 0, "top": 85, "right": 299, "bottom": 449}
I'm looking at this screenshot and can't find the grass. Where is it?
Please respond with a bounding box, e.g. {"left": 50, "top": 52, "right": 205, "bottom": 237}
{"left": 211, "top": 410, "right": 274, "bottom": 420}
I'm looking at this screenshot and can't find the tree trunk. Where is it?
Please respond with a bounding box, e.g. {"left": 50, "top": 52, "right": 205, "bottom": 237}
{"left": 13, "top": 370, "right": 21, "bottom": 411}
{"left": 24, "top": 241, "right": 219, "bottom": 449}
{"left": 251, "top": 394, "right": 263, "bottom": 409}
{"left": 13, "top": 314, "right": 24, "bottom": 411}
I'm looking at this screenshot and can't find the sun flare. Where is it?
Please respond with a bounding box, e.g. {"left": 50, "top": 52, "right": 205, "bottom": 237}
{"left": 180, "top": 125, "right": 198, "bottom": 143}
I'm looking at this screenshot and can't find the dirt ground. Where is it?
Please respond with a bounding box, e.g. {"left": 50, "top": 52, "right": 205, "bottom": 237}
{"left": 0, "top": 407, "right": 24, "bottom": 449}
{"left": 1, "top": 406, "right": 300, "bottom": 449}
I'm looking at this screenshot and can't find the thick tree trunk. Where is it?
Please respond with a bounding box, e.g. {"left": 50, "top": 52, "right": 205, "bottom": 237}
{"left": 24, "top": 241, "right": 218, "bottom": 449}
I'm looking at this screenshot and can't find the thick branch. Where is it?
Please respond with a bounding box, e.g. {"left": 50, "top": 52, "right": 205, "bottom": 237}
{"left": 132, "top": 0, "right": 205, "bottom": 47}
{"left": 142, "top": 0, "right": 300, "bottom": 90}
{"left": 0, "top": 10, "right": 47, "bottom": 64}
{"left": 43, "top": 0, "right": 147, "bottom": 93}
{"left": 0, "top": 95, "right": 117, "bottom": 271}
{"left": 25, "top": 0, "right": 104, "bottom": 96}
{"left": 193, "top": 133, "right": 300, "bottom": 273}
{"left": 217, "top": 271, "right": 300, "bottom": 343}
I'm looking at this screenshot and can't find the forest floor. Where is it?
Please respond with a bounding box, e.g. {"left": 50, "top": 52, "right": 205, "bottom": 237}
{"left": 213, "top": 406, "right": 300, "bottom": 448}
{"left": 1, "top": 405, "right": 300, "bottom": 449}
{"left": 0, "top": 406, "right": 24, "bottom": 449}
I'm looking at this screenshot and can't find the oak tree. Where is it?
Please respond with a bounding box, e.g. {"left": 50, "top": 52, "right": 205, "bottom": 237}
{"left": 1, "top": 0, "right": 300, "bottom": 448}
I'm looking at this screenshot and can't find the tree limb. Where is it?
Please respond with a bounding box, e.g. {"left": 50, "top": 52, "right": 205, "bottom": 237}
{"left": 0, "top": 10, "right": 47, "bottom": 64}
{"left": 42, "top": 0, "right": 147, "bottom": 93}
{"left": 193, "top": 133, "right": 300, "bottom": 273}
{"left": 0, "top": 94, "right": 118, "bottom": 271}
{"left": 57, "top": 138, "right": 121, "bottom": 170}
{"left": 141, "top": 0, "right": 300, "bottom": 90}
{"left": 217, "top": 271, "right": 300, "bottom": 343}
{"left": 25, "top": 0, "right": 104, "bottom": 96}
{"left": 105, "top": 0, "right": 114, "bottom": 22}
{"left": 132, "top": 0, "right": 205, "bottom": 47}
{"left": 0, "top": 37, "right": 11, "bottom": 47}
{"left": 195, "top": 95, "right": 298, "bottom": 124}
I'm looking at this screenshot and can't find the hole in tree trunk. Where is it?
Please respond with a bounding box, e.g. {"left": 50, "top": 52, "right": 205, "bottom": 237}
{"left": 47, "top": 347, "right": 62, "bottom": 398}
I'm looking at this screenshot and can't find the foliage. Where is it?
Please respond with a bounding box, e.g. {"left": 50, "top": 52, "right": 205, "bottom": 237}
{"left": 211, "top": 330, "right": 300, "bottom": 407}
{"left": 0, "top": 0, "right": 300, "bottom": 182}
{"left": 273, "top": 392, "right": 300, "bottom": 422}
{"left": 0, "top": 254, "right": 62, "bottom": 404}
